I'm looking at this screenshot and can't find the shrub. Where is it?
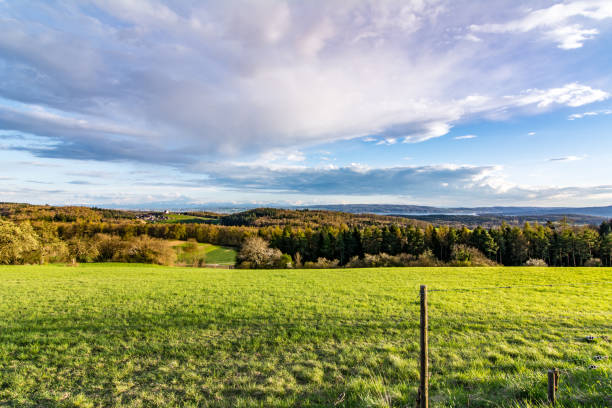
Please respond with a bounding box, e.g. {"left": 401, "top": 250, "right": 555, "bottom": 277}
{"left": 180, "top": 251, "right": 206, "bottom": 267}
{"left": 346, "top": 253, "right": 417, "bottom": 268}
{"left": 176, "top": 239, "right": 206, "bottom": 267}
{"left": 38, "top": 240, "right": 69, "bottom": 264}
{"left": 525, "top": 258, "right": 547, "bottom": 267}
{"left": 94, "top": 234, "right": 127, "bottom": 261}
{"left": 118, "top": 236, "right": 176, "bottom": 265}
{"left": 275, "top": 253, "right": 293, "bottom": 268}
{"left": 408, "top": 250, "right": 445, "bottom": 267}
{"left": 451, "top": 245, "right": 497, "bottom": 267}
{"left": 584, "top": 258, "right": 602, "bottom": 267}
{"left": 183, "top": 239, "right": 198, "bottom": 253}
{"left": 303, "top": 257, "right": 340, "bottom": 269}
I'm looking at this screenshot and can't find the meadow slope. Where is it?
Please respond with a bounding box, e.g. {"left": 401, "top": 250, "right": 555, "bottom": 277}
{"left": 0, "top": 265, "right": 610, "bottom": 407}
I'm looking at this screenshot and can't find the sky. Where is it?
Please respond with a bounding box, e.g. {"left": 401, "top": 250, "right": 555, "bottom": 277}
{"left": 1, "top": 0, "right": 612, "bottom": 208}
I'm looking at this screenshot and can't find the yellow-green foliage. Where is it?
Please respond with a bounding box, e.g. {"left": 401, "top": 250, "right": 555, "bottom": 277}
{"left": 0, "top": 219, "right": 39, "bottom": 264}
{"left": 0, "top": 265, "right": 610, "bottom": 407}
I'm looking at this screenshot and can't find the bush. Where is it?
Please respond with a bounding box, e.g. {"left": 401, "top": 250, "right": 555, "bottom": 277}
{"left": 584, "top": 258, "right": 602, "bottom": 267}
{"left": 38, "top": 240, "right": 69, "bottom": 264}
{"left": 303, "top": 257, "right": 340, "bottom": 269}
{"left": 176, "top": 239, "right": 206, "bottom": 267}
{"left": 275, "top": 253, "right": 293, "bottom": 268}
{"left": 91, "top": 234, "right": 175, "bottom": 265}
{"left": 31, "top": 222, "right": 69, "bottom": 264}
{"left": 346, "top": 253, "right": 417, "bottom": 268}
{"left": 183, "top": 239, "right": 198, "bottom": 253}
{"left": 408, "top": 250, "right": 445, "bottom": 267}
{"left": 451, "top": 245, "right": 497, "bottom": 267}
{"left": 118, "top": 236, "right": 176, "bottom": 265}
{"left": 94, "top": 234, "right": 127, "bottom": 262}
{"left": 525, "top": 258, "right": 547, "bottom": 267}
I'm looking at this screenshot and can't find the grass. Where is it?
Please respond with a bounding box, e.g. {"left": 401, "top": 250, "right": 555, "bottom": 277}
{"left": 0, "top": 265, "right": 610, "bottom": 407}
{"left": 171, "top": 241, "right": 237, "bottom": 265}
{"left": 158, "top": 214, "right": 218, "bottom": 224}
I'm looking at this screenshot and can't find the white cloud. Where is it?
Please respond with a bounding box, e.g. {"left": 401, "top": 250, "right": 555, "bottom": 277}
{"left": 462, "top": 33, "right": 482, "bottom": 43}
{"left": 548, "top": 25, "right": 599, "bottom": 50}
{"left": 527, "top": 132, "right": 536, "bottom": 136}
{"left": 246, "top": 149, "right": 307, "bottom": 167}
{"left": 454, "top": 134, "right": 477, "bottom": 140}
{"left": 471, "top": 0, "right": 612, "bottom": 49}
{"left": 510, "top": 83, "right": 609, "bottom": 108}
{"left": 568, "top": 109, "right": 612, "bottom": 120}
{"left": 376, "top": 138, "right": 397, "bottom": 145}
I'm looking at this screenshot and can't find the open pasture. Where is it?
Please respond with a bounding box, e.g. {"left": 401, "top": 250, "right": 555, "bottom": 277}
{"left": 172, "top": 241, "right": 237, "bottom": 266}
{"left": 0, "top": 265, "right": 610, "bottom": 407}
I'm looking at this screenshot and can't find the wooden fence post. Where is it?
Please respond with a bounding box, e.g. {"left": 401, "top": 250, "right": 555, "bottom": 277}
{"left": 547, "top": 369, "right": 556, "bottom": 405}
{"left": 419, "top": 285, "right": 428, "bottom": 408}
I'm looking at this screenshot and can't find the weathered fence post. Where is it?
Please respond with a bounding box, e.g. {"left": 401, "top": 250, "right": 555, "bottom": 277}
{"left": 419, "top": 285, "right": 429, "bottom": 408}
{"left": 547, "top": 369, "right": 556, "bottom": 405}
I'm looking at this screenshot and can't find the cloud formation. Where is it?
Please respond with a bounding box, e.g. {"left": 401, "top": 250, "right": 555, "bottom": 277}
{"left": 201, "top": 163, "right": 495, "bottom": 195}
{"left": 0, "top": 1, "right": 611, "bottom": 207}
{"left": 471, "top": 0, "right": 612, "bottom": 49}
{"left": 0, "top": 0, "right": 609, "bottom": 167}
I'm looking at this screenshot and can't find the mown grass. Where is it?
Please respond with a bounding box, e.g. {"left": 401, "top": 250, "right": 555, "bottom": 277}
{"left": 0, "top": 265, "right": 610, "bottom": 407}
{"left": 172, "top": 241, "right": 237, "bottom": 265}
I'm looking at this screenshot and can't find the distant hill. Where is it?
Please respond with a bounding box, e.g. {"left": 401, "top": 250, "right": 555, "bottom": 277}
{"left": 298, "top": 204, "right": 612, "bottom": 218}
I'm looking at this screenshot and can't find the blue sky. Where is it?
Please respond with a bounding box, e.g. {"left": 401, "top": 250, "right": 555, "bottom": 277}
{"left": 1, "top": 0, "right": 611, "bottom": 207}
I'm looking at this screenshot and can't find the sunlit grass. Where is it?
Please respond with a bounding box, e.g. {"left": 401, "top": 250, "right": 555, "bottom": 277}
{"left": 172, "top": 242, "right": 237, "bottom": 265}
{"left": 0, "top": 265, "right": 610, "bottom": 407}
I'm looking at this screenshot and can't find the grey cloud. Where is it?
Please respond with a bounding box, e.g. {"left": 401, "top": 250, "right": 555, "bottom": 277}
{"left": 16, "top": 161, "right": 64, "bottom": 168}
{"left": 68, "top": 180, "right": 97, "bottom": 185}
{"left": 548, "top": 156, "right": 583, "bottom": 162}
{"left": 64, "top": 170, "right": 114, "bottom": 178}
{"left": 197, "top": 162, "right": 612, "bottom": 204}
{"left": 202, "top": 164, "right": 494, "bottom": 195}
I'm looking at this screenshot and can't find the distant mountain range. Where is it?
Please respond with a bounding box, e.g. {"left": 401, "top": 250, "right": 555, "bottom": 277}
{"left": 296, "top": 204, "right": 612, "bottom": 218}
{"left": 101, "top": 201, "right": 612, "bottom": 221}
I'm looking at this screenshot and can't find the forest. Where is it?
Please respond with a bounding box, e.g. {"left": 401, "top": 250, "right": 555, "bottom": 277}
{"left": 1, "top": 203, "right": 611, "bottom": 267}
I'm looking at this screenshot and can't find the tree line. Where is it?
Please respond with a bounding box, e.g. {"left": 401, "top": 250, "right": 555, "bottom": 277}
{"left": 257, "top": 220, "right": 612, "bottom": 267}
{"left": 2, "top": 214, "right": 611, "bottom": 267}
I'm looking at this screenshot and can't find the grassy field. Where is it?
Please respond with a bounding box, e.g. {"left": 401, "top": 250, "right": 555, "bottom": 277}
{"left": 0, "top": 265, "right": 610, "bottom": 407}
{"left": 172, "top": 241, "right": 237, "bottom": 265}
{"left": 159, "top": 214, "right": 219, "bottom": 224}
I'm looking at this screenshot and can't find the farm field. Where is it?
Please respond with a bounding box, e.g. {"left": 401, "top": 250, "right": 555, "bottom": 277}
{"left": 172, "top": 241, "right": 237, "bottom": 265}
{"left": 0, "top": 265, "right": 610, "bottom": 407}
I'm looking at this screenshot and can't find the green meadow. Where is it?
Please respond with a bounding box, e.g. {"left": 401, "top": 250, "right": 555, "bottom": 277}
{"left": 0, "top": 265, "right": 610, "bottom": 407}
{"left": 159, "top": 214, "right": 219, "bottom": 224}
{"left": 172, "top": 241, "right": 237, "bottom": 265}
